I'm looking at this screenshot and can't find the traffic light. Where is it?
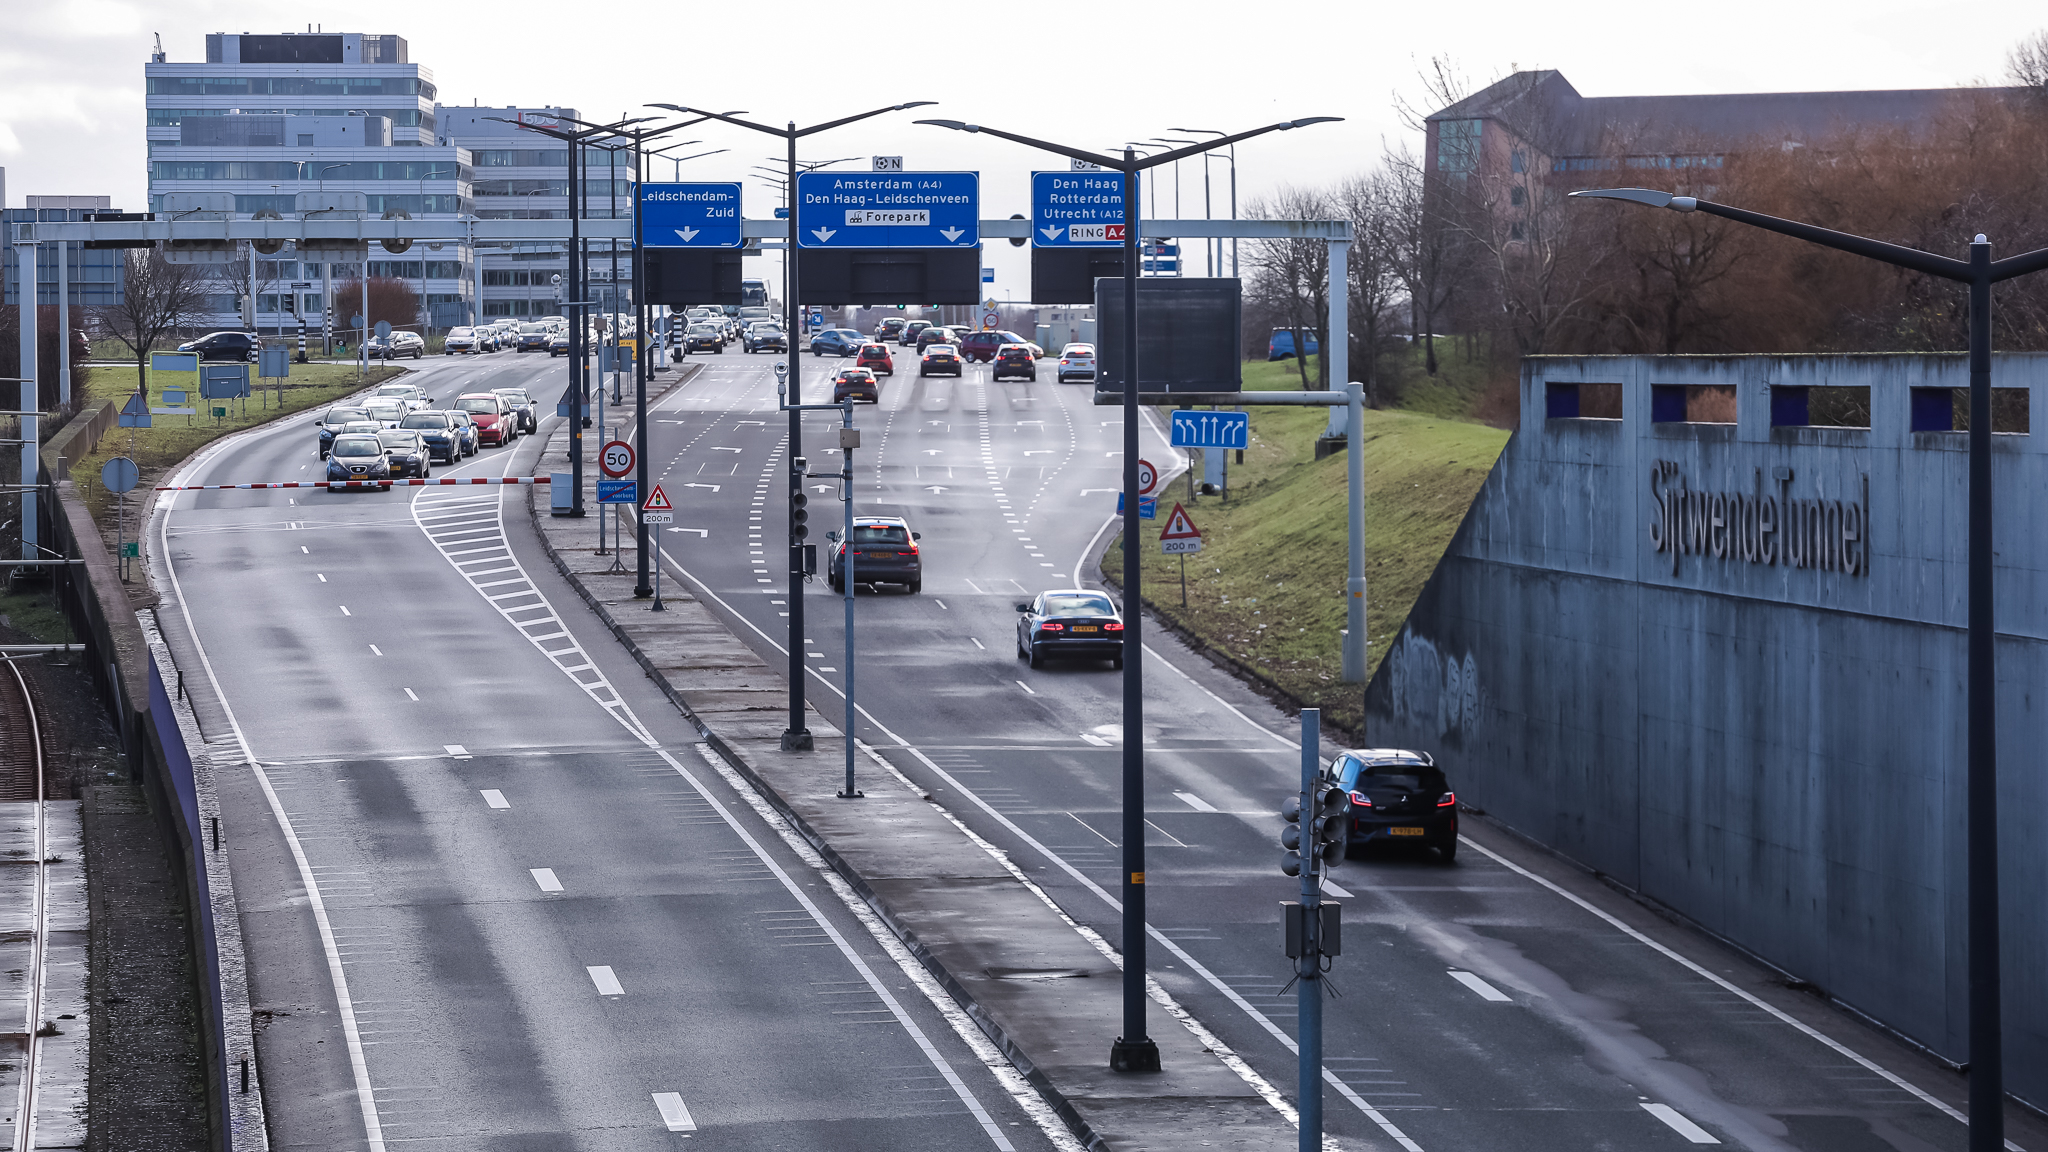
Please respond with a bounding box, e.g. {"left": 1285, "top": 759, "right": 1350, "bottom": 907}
{"left": 789, "top": 490, "right": 809, "bottom": 545}
{"left": 283, "top": 293, "right": 296, "bottom": 316}
{"left": 1280, "top": 782, "right": 1352, "bottom": 877}
{"left": 1311, "top": 782, "right": 1352, "bottom": 866}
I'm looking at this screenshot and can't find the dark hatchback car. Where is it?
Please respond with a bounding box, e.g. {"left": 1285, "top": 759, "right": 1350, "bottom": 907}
{"left": 1015, "top": 590, "right": 1124, "bottom": 669}
{"left": 914, "top": 325, "right": 957, "bottom": 353}
{"left": 376, "top": 429, "right": 431, "bottom": 478}
{"left": 828, "top": 517, "right": 921, "bottom": 594}
{"left": 1335, "top": 749, "right": 1458, "bottom": 862}
{"left": 178, "top": 330, "right": 262, "bottom": 362}
{"left": 900, "top": 319, "right": 932, "bottom": 347}
{"left": 992, "top": 344, "right": 1037, "bottom": 381}
{"left": 832, "top": 366, "right": 879, "bottom": 403}
{"left": 317, "top": 406, "right": 372, "bottom": 458}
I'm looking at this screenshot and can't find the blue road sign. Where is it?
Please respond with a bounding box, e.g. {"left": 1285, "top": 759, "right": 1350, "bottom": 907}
{"left": 597, "top": 480, "right": 639, "bottom": 504}
{"left": 1170, "top": 409, "right": 1249, "bottom": 449}
{"left": 118, "top": 391, "right": 151, "bottom": 428}
{"left": 1116, "top": 493, "right": 1158, "bottom": 519}
{"left": 200, "top": 363, "right": 251, "bottom": 399}
{"left": 1032, "top": 171, "right": 1128, "bottom": 247}
{"left": 639, "top": 183, "right": 743, "bottom": 248}
{"left": 796, "top": 171, "right": 979, "bottom": 249}
{"left": 149, "top": 351, "right": 199, "bottom": 373}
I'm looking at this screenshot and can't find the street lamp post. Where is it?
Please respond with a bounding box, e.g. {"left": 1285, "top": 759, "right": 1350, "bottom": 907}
{"left": 417, "top": 166, "right": 453, "bottom": 335}
{"left": 1173, "top": 129, "right": 1238, "bottom": 276}
{"left": 649, "top": 101, "right": 936, "bottom": 753}
{"left": 918, "top": 113, "right": 1339, "bottom": 1075}
{"left": 1574, "top": 187, "right": 2048, "bottom": 1152}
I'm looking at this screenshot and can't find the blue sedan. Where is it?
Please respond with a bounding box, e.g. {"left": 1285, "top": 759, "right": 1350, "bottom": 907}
{"left": 809, "top": 328, "right": 865, "bottom": 357}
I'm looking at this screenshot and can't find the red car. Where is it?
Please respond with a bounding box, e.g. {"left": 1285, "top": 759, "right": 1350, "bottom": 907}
{"left": 453, "top": 393, "right": 516, "bottom": 446}
{"left": 855, "top": 343, "right": 895, "bottom": 375}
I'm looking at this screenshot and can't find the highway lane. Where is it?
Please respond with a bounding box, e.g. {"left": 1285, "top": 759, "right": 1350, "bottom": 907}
{"left": 647, "top": 339, "right": 2046, "bottom": 1152}
{"left": 147, "top": 350, "right": 1066, "bottom": 1151}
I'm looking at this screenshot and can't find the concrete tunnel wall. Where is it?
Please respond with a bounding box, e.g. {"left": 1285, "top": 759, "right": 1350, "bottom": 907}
{"left": 1361, "top": 353, "right": 2048, "bottom": 1107}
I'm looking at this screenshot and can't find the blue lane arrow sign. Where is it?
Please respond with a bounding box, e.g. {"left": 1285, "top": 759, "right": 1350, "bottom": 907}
{"left": 1032, "top": 171, "right": 1128, "bottom": 247}
{"left": 796, "top": 171, "right": 979, "bottom": 248}
{"left": 639, "top": 183, "right": 743, "bottom": 248}
{"left": 1169, "top": 409, "right": 1249, "bottom": 450}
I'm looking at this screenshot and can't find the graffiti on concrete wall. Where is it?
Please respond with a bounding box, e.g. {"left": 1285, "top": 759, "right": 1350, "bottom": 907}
{"left": 1387, "top": 631, "right": 1482, "bottom": 743}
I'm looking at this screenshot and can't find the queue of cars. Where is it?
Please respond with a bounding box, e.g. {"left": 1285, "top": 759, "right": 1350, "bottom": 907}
{"left": 317, "top": 383, "right": 534, "bottom": 487}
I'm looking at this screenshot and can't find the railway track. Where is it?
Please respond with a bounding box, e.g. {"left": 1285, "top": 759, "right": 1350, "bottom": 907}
{"left": 2, "top": 656, "right": 52, "bottom": 1152}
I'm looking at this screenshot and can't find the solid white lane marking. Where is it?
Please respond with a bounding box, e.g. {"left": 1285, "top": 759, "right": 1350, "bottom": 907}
{"left": 1080, "top": 733, "right": 1111, "bottom": 747}
{"left": 1641, "top": 1103, "right": 1720, "bottom": 1144}
{"left": 1173, "top": 790, "right": 1219, "bottom": 813}
{"left": 1447, "top": 970, "right": 1512, "bottom": 1002}
{"left": 444, "top": 744, "right": 470, "bottom": 759}
{"left": 587, "top": 965, "right": 624, "bottom": 996}
{"left": 651, "top": 1092, "right": 698, "bottom": 1132}
{"left": 530, "top": 868, "right": 563, "bottom": 893}
{"left": 339, "top": 605, "right": 351, "bottom": 616}
{"left": 480, "top": 789, "right": 509, "bottom": 809}
{"left": 1015, "top": 680, "right": 1036, "bottom": 695}
{"left": 403, "top": 688, "right": 419, "bottom": 702}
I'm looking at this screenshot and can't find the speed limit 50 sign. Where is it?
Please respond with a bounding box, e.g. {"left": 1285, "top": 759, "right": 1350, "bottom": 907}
{"left": 600, "top": 440, "right": 636, "bottom": 479}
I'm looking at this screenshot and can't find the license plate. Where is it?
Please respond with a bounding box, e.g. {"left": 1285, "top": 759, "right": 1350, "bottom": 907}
{"left": 1388, "top": 826, "right": 1426, "bottom": 837}
{"left": 1072, "top": 625, "right": 1099, "bottom": 632}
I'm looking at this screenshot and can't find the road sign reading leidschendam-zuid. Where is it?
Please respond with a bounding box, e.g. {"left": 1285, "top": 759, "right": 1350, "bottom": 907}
{"left": 795, "top": 171, "right": 979, "bottom": 248}
{"left": 640, "top": 183, "right": 743, "bottom": 248}
{"left": 1032, "top": 170, "right": 1127, "bottom": 246}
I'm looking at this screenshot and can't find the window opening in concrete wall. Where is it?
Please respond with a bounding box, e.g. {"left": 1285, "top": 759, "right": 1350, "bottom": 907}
{"left": 1651, "top": 384, "right": 1736, "bottom": 424}
{"left": 1545, "top": 382, "right": 1622, "bottom": 420}
{"left": 1909, "top": 387, "right": 2029, "bottom": 434}
{"left": 1769, "top": 386, "right": 1869, "bottom": 429}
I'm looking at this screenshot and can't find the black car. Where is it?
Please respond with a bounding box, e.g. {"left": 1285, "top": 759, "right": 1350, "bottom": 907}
{"left": 684, "top": 324, "right": 723, "bottom": 354}
{"left": 744, "top": 326, "right": 787, "bottom": 353}
{"left": 1015, "top": 589, "right": 1124, "bottom": 668}
{"left": 915, "top": 325, "right": 959, "bottom": 353}
{"left": 827, "top": 516, "right": 921, "bottom": 594}
{"left": 399, "top": 411, "right": 462, "bottom": 464}
{"left": 900, "top": 320, "right": 932, "bottom": 347}
{"left": 877, "top": 316, "right": 909, "bottom": 342}
{"left": 376, "top": 429, "right": 431, "bottom": 478}
{"left": 178, "top": 330, "right": 262, "bottom": 362}
{"left": 317, "top": 405, "right": 372, "bottom": 458}
{"left": 992, "top": 344, "right": 1037, "bottom": 381}
{"left": 516, "top": 323, "right": 552, "bottom": 353}
{"left": 1334, "top": 749, "right": 1458, "bottom": 862}
{"left": 324, "top": 434, "right": 392, "bottom": 488}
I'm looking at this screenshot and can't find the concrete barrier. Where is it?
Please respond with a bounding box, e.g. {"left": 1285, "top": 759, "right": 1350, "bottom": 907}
{"left": 1366, "top": 352, "right": 2048, "bottom": 1110}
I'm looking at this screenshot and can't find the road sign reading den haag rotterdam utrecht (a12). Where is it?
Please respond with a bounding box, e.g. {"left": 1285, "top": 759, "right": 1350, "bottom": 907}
{"left": 796, "top": 171, "right": 979, "bottom": 248}
{"left": 639, "top": 183, "right": 743, "bottom": 248}
{"left": 1032, "top": 171, "right": 1127, "bottom": 246}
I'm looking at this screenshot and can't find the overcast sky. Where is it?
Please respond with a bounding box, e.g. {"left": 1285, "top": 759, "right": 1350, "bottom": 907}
{"left": 4, "top": 0, "right": 2043, "bottom": 297}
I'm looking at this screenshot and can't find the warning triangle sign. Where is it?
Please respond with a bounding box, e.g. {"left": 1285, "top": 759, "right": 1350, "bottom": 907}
{"left": 1159, "top": 502, "right": 1201, "bottom": 540}
{"left": 642, "top": 484, "right": 674, "bottom": 511}
{"left": 121, "top": 391, "right": 149, "bottom": 418}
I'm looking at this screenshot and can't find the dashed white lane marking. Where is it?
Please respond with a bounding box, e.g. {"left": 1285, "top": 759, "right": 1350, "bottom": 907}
{"left": 368, "top": 644, "right": 381, "bottom": 656}
{"left": 1014, "top": 680, "right": 1036, "bottom": 695}
{"left": 1172, "top": 790, "right": 1218, "bottom": 812}
{"left": 1641, "top": 1103, "right": 1720, "bottom": 1144}
{"left": 970, "top": 637, "right": 985, "bottom": 650}
{"left": 651, "top": 1092, "right": 698, "bottom": 1132}
{"left": 480, "top": 789, "right": 510, "bottom": 809}
{"left": 339, "top": 605, "right": 351, "bottom": 616}
{"left": 318, "top": 573, "right": 327, "bottom": 582}
{"left": 402, "top": 688, "right": 419, "bottom": 702}
{"left": 444, "top": 744, "right": 470, "bottom": 759}
{"left": 1447, "top": 970, "right": 1512, "bottom": 1002}
{"left": 1080, "top": 732, "right": 1111, "bottom": 747}
{"left": 530, "top": 868, "right": 564, "bottom": 893}
{"left": 587, "top": 965, "right": 624, "bottom": 996}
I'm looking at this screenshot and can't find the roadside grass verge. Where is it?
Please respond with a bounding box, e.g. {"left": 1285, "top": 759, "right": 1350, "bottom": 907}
{"left": 67, "top": 362, "right": 402, "bottom": 523}
{"left": 1102, "top": 368, "right": 1508, "bottom": 736}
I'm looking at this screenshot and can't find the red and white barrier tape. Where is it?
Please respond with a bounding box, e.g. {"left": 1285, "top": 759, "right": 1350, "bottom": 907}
{"left": 152, "top": 476, "right": 553, "bottom": 491}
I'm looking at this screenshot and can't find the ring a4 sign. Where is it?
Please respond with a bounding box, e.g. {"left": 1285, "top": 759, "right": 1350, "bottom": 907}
{"left": 1032, "top": 171, "right": 1128, "bottom": 247}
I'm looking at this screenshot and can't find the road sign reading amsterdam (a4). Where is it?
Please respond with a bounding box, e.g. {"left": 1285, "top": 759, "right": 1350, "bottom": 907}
{"left": 796, "top": 171, "right": 979, "bottom": 248}
{"left": 1032, "top": 171, "right": 1127, "bottom": 247}
{"left": 640, "top": 183, "right": 743, "bottom": 248}
{"left": 1170, "top": 409, "right": 1249, "bottom": 450}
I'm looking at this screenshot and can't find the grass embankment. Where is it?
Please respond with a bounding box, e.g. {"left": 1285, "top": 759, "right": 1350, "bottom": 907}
{"left": 67, "top": 361, "right": 402, "bottom": 523}
{"left": 1102, "top": 356, "right": 1509, "bottom": 735}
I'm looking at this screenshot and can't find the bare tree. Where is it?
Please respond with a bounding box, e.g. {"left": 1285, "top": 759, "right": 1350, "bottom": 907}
{"left": 95, "top": 246, "right": 210, "bottom": 393}
{"left": 2008, "top": 28, "right": 2048, "bottom": 91}
{"left": 1385, "top": 145, "right": 1462, "bottom": 376}
{"left": 1245, "top": 186, "right": 1335, "bottom": 388}
{"left": 1334, "top": 170, "right": 1405, "bottom": 405}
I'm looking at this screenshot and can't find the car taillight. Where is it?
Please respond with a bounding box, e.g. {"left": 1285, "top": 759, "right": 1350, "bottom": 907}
{"left": 1040, "top": 622, "right": 1064, "bottom": 632}
{"left": 1438, "top": 792, "right": 1457, "bottom": 807}
{"left": 1351, "top": 791, "right": 1371, "bottom": 808}
{"left": 904, "top": 544, "right": 919, "bottom": 555}
{"left": 1104, "top": 621, "right": 1124, "bottom": 631}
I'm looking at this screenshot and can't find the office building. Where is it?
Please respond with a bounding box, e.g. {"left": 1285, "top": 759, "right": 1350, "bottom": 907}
{"left": 2, "top": 193, "right": 127, "bottom": 309}
{"left": 144, "top": 31, "right": 473, "bottom": 329}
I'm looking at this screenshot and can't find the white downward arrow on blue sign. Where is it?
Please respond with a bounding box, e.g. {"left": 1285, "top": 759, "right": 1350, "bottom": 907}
{"left": 812, "top": 227, "right": 837, "bottom": 242}
{"left": 674, "top": 227, "right": 699, "bottom": 242}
